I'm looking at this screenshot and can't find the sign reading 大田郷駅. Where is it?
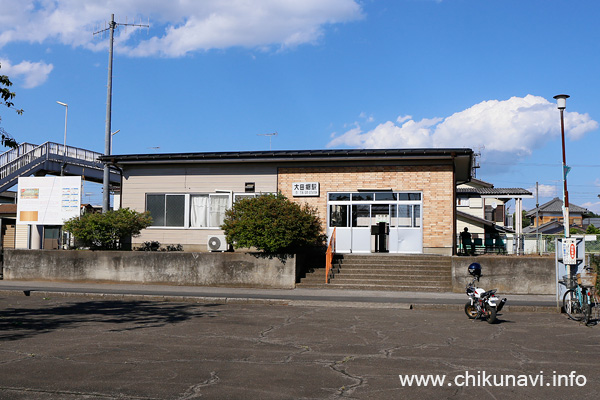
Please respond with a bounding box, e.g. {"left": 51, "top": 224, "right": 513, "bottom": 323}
{"left": 292, "top": 182, "right": 319, "bottom": 197}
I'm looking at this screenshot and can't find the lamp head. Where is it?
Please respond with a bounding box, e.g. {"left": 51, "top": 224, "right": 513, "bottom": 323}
{"left": 553, "top": 94, "right": 570, "bottom": 110}
{"left": 56, "top": 101, "right": 68, "bottom": 107}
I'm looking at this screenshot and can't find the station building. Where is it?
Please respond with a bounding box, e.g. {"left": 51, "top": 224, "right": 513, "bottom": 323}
{"left": 102, "top": 148, "right": 473, "bottom": 255}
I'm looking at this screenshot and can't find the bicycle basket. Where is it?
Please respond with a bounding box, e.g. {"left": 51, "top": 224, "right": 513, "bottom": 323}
{"left": 561, "top": 275, "right": 577, "bottom": 289}
{"left": 577, "top": 272, "right": 597, "bottom": 288}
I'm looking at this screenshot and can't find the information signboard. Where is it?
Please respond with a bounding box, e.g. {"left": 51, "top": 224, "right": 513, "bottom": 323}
{"left": 17, "top": 176, "right": 81, "bottom": 225}
{"left": 562, "top": 238, "right": 577, "bottom": 265}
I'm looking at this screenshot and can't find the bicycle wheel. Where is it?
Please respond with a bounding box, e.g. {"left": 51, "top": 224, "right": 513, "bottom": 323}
{"left": 563, "top": 289, "right": 584, "bottom": 321}
{"left": 583, "top": 297, "right": 591, "bottom": 325}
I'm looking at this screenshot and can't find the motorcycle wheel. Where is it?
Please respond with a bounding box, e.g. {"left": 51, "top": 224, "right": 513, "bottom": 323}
{"left": 485, "top": 305, "right": 497, "bottom": 324}
{"left": 464, "top": 302, "right": 478, "bottom": 319}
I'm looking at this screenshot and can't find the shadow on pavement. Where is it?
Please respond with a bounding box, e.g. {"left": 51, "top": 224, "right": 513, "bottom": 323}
{"left": 0, "top": 299, "right": 221, "bottom": 341}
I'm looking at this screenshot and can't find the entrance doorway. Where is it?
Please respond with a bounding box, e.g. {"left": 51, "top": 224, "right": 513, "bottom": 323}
{"left": 327, "top": 192, "right": 423, "bottom": 253}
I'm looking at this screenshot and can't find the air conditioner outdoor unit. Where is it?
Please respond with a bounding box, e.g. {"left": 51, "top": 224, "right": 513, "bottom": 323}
{"left": 207, "top": 235, "right": 228, "bottom": 252}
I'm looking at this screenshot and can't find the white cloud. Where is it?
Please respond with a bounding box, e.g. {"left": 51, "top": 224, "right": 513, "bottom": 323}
{"left": 526, "top": 183, "right": 558, "bottom": 198}
{"left": 0, "top": 59, "right": 53, "bottom": 88}
{"left": 0, "top": 0, "right": 363, "bottom": 57}
{"left": 582, "top": 202, "right": 600, "bottom": 214}
{"left": 328, "top": 95, "right": 599, "bottom": 166}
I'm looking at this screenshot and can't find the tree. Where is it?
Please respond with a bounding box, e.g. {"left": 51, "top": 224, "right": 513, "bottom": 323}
{"left": 63, "top": 208, "right": 152, "bottom": 250}
{"left": 586, "top": 224, "right": 600, "bottom": 235}
{"left": 0, "top": 63, "right": 23, "bottom": 148}
{"left": 513, "top": 210, "right": 531, "bottom": 229}
{"left": 221, "top": 193, "right": 326, "bottom": 253}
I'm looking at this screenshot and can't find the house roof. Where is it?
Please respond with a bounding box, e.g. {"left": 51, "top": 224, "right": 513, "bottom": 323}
{"left": 456, "top": 210, "right": 514, "bottom": 233}
{"left": 0, "top": 203, "right": 17, "bottom": 215}
{"left": 101, "top": 148, "right": 474, "bottom": 184}
{"left": 468, "top": 178, "right": 494, "bottom": 188}
{"left": 526, "top": 197, "right": 589, "bottom": 216}
{"left": 457, "top": 187, "right": 533, "bottom": 198}
{"left": 523, "top": 219, "right": 566, "bottom": 234}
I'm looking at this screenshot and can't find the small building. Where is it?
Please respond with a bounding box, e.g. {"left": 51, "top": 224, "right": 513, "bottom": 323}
{"left": 456, "top": 178, "right": 532, "bottom": 246}
{"left": 526, "top": 197, "right": 589, "bottom": 229}
{"left": 102, "top": 148, "right": 473, "bottom": 255}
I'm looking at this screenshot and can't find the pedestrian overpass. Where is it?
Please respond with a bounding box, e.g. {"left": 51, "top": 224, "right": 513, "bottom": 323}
{"left": 0, "top": 142, "right": 120, "bottom": 193}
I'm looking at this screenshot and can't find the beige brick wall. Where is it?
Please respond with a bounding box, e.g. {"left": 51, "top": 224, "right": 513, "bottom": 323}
{"left": 278, "top": 165, "right": 454, "bottom": 252}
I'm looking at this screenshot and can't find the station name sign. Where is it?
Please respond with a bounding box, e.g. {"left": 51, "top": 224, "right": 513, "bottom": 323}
{"left": 292, "top": 182, "right": 319, "bottom": 197}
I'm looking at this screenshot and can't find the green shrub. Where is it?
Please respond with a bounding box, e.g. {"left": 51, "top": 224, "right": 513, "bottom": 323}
{"left": 63, "top": 208, "right": 152, "bottom": 250}
{"left": 221, "top": 193, "right": 326, "bottom": 253}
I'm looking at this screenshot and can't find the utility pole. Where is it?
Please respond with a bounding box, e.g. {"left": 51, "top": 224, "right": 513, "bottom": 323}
{"left": 553, "top": 94, "right": 570, "bottom": 238}
{"left": 536, "top": 182, "right": 540, "bottom": 255}
{"left": 95, "top": 14, "right": 148, "bottom": 212}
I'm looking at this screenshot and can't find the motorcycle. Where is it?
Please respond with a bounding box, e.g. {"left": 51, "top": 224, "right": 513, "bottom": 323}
{"left": 465, "top": 262, "right": 507, "bottom": 324}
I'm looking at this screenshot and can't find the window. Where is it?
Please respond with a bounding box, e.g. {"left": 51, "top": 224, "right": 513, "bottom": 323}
{"left": 352, "top": 192, "right": 374, "bottom": 201}
{"left": 147, "top": 194, "right": 185, "bottom": 227}
{"left": 329, "top": 193, "right": 350, "bottom": 201}
{"left": 329, "top": 205, "right": 349, "bottom": 227}
{"left": 147, "top": 193, "right": 230, "bottom": 228}
{"left": 397, "top": 205, "right": 412, "bottom": 227}
{"left": 413, "top": 205, "right": 421, "bottom": 227}
{"left": 397, "top": 204, "right": 420, "bottom": 227}
{"left": 375, "top": 192, "right": 397, "bottom": 201}
{"left": 352, "top": 204, "right": 371, "bottom": 227}
{"left": 234, "top": 193, "right": 256, "bottom": 203}
{"left": 457, "top": 197, "right": 470, "bottom": 207}
{"left": 190, "top": 194, "right": 229, "bottom": 228}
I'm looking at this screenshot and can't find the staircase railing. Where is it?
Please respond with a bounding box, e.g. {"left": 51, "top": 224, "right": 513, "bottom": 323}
{"left": 325, "top": 227, "right": 336, "bottom": 284}
{"left": 0, "top": 142, "right": 105, "bottom": 182}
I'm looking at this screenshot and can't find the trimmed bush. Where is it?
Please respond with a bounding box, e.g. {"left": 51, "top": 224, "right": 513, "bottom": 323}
{"left": 221, "top": 193, "right": 326, "bottom": 253}
{"left": 63, "top": 208, "right": 152, "bottom": 250}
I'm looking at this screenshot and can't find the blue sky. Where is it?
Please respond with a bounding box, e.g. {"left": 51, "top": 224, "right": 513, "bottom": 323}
{"left": 1, "top": 0, "right": 599, "bottom": 213}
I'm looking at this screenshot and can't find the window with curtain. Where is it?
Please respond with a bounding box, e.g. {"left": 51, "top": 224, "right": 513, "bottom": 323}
{"left": 209, "top": 195, "right": 229, "bottom": 227}
{"left": 190, "top": 195, "right": 209, "bottom": 227}
{"left": 147, "top": 193, "right": 233, "bottom": 228}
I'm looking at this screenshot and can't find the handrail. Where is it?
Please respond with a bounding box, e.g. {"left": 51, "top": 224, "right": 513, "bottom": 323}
{"left": 325, "top": 227, "right": 336, "bottom": 284}
{"left": 0, "top": 142, "right": 106, "bottom": 181}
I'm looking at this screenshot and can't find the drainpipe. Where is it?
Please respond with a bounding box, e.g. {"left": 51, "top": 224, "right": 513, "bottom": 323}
{"left": 452, "top": 152, "right": 457, "bottom": 256}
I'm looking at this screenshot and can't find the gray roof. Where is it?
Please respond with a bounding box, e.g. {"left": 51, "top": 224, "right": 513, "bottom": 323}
{"left": 101, "top": 148, "right": 474, "bottom": 183}
{"left": 103, "top": 148, "right": 473, "bottom": 163}
{"left": 456, "top": 210, "right": 514, "bottom": 233}
{"left": 457, "top": 187, "right": 532, "bottom": 197}
{"left": 526, "top": 197, "right": 589, "bottom": 216}
{"left": 523, "top": 219, "right": 565, "bottom": 234}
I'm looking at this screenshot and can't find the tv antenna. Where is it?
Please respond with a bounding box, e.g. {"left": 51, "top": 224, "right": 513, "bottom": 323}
{"left": 257, "top": 132, "right": 278, "bottom": 150}
{"left": 94, "top": 14, "right": 149, "bottom": 213}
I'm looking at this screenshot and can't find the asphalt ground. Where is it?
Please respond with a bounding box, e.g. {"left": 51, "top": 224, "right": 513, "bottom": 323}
{"left": 0, "top": 280, "right": 559, "bottom": 313}
{"left": 0, "top": 292, "right": 598, "bottom": 399}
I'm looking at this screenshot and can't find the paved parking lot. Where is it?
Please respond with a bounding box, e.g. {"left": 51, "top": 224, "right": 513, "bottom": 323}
{"left": 0, "top": 293, "right": 598, "bottom": 399}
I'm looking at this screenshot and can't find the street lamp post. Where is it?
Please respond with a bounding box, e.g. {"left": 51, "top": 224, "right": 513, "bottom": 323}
{"left": 110, "top": 129, "right": 120, "bottom": 154}
{"left": 56, "top": 101, "right": 68, "bottom": 176}
{"left": 554, "top": 94, "right": 570, "bottom": 238}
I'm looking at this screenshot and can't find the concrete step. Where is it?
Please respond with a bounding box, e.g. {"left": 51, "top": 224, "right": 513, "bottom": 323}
{"left": 334, "top": 254, "right": 451, "bottom": 261}
{"left": 297, "top": 254, "right": 453, "bottom": 291}
{"left": 295, "top": 283, "right": 452, "bottom": 292}
{"left": 333, "top": 258, "right": 452, "bottom": 265}
{"left": 336, "top": 265, "right": 451, "bottom": 272}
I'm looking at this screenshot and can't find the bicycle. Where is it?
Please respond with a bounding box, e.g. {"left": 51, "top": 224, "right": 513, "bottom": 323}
{"left": 561, "top": 269, "right": 598, "bottom": 325}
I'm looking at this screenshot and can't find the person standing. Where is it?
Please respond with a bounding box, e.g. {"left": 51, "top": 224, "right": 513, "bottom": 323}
{"left": 460, "top": 227, "right": 473, "bottom": 255}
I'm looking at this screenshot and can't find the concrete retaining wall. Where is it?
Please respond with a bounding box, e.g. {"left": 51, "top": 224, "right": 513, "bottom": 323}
{"left": 3, "top": 250, "right": 297, "bottom": 289}
{"left": 452, "top": 256, "right": 555, "bottom": 295}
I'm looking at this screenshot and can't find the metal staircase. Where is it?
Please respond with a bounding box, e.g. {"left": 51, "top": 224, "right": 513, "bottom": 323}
{"left": 0, "top": 142, "right": 120, "bottom": 193}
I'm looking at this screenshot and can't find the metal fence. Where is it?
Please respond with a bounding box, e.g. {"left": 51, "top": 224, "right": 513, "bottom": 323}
{"left": 457, "top": 233, "right": 600, "bottom": 256}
